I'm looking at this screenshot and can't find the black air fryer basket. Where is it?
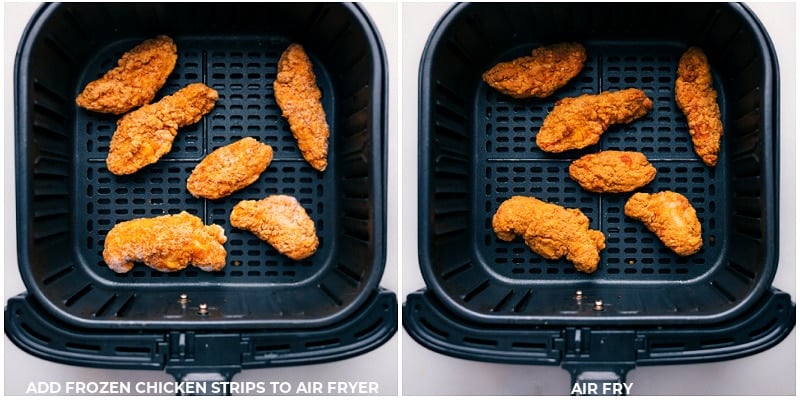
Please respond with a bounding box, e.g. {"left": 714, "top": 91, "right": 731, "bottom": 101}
{"left": 404, "top": 2, "right": 794, "bottom": 389}
{"left": 6, "top": 2, "right": 395, "bottom": 384}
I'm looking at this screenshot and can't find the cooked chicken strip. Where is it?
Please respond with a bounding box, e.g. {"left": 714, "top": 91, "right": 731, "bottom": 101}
{"left": 493, "top": 196, "right": 605, "bottom": 273}
{"left": 106, "top": 83, "right": 218, "bottom": 175}
{"left": 569, "top": 150, "right": 656, "bottom": 193}
{"left": 675, "top": 46, "right": 723, "bottom": 167}
{"left": 492, "top": 196, "right": 548, "bottom": 242}
{"left": 624, "top": 191, "right": 703, "bottom": 256}
{"left": 103, "top": 211, "right": 227, "bottom": 273}
{"left": 274, "top": 43, "right": 330, "bottom": 171}
{"left": 230, "top": 195, "right": 319, "bottom": 260}
{"left": 187, "top": 137, "right": 274, "bottom": 200}
{"left": 482, "top": 42, "right": 587, "bottom": 99}
{"left": 536, "top": 88, "right": 653, "bottom": 153}
{"left": 76, "top": 35, "right": 177, "bottom": 114}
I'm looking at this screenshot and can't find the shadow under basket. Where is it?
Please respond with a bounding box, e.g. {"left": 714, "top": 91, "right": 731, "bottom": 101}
{"left": 6, "top": 3, "right": 395, "bottom": 381}
{"left": 405, "top": 2, "right": 794, "bottom": 389}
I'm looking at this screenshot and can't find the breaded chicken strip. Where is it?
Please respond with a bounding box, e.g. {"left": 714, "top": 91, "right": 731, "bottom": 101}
{"left": 624, "top": 191, "right": 702, "bottom": 256}
{"left": 492, "top": 196, "right": 548, "bottom": 241}
{"left": 103, "top": 211, "right": 227, "bottom": 273}
{"left": 76, "top": 35, "right": 177, "bottom": 114}
{"left": 536, "top": 88, "right": 653, "bottom": 153}
{"left": 187, "top": 137, "right": 274, "bottom": 200}
{"left": 106, "top": 83, "right": 218, "bottom": 175}
{"left": 482, "top": 42, "right": 587, "bottom": 99}
{"left": 230, "top": 195, "right": 319, "bottom": 260}
{"left": 274, "top": 44, "right": 329, "bottom": 171}
{"left": 675, "top": 47, "right": 723, "bottom": 167}
{"left": 569, "top": 150, "right": 656, "bottom": 193}
{"left": 492, "top": 196, "right": 606, "bottom": 273}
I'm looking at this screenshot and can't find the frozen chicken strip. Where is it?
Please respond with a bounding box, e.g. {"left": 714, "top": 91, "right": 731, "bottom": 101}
{"left": 76, "top": 35, "right": 177, "bottom": 114}
{"left": 103, "top": 211, "right": 227, "bottom": 273}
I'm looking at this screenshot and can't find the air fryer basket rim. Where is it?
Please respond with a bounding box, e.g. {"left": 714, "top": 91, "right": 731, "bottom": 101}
{"left": 417, "top": 2, "right": 782, "bottom": 326}
{"left": 13, "top": 2, "right": 390, "bottom": 330}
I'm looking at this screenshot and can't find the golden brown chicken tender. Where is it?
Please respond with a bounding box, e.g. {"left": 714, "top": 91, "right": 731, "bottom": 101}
{"left": 230, "top": 195, "right": 319, "bottom": 260}
{"left": 569, "top": 150, "right": 656, "bottom": 193}
{"left": 482, "top": 42, "right": 587, "bottom": 99}
{"left": 274, "top": 43, "right": 330, "bottom": 171}
{"left": 187, "top": 137, "right": 274, "bottom": 200}
{"left": 102, "top": 211, "right": 227, "bottom": 273}
{"left": 492, "top": 196, "right": 547, "bottom": 242}
{"left": 76, "top": 35, "right": 177, "bottom": 114}
{"left": 492, "top": 196, "right": 605, "bottom": 273}
{"left": 675, "top": 47, "right": 723, "bottom": 167}
{"left": 106, "top": 83, "right": 218, "bottom": 175}
{"left": 536, "top": 88, "right": 653, "bottom": 153}
{"left": 624, "top": 191, "right": 702, "bottom": 256}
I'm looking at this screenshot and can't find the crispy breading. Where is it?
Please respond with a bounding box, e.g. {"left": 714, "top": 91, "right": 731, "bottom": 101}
{"left": 492, "top": 196, "right": 548, "bottom": 242}
{"left": 675, "top": 47, "right": 723, "bottom": 167}
{"left": 187, "top": 137, "right": 274, "bottom": 200}
{"left": 492, "top": 196, "right": 606, "bottom": 273}
{"left": 482, "top": 42, "right": 587, "bottom": 99}
{"left": 536, "top": 88, "right": 653, "bottom": 153}
{"left": 624, "top": 191, "right": 702, "bottom": 256}
{"left": 569, "top": 150, "right": 656, "bottom": 193}
{"left": 102, "top": 211, "right": 227, "bottom": 273}
{"left": 230, "top": 195, "right": 319, "bottom": 261}
{"left": 274, "top": 43, "right": 330, "bottom": 171}
{"left": 106, "top": 83, "right": 218, "bottom": 175}
{"left": 76, "top": 35, "right": 177, "bottom": 114}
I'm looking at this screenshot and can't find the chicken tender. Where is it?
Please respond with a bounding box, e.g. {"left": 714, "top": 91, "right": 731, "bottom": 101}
{"left": 492, "top": 196, "right": 606, "bottom": 273}
{"left": 624, "top": 191, "right": 702, "bottom": 256}
{"left": 569, "top": 150, "right": 656, "bottom": 193}
{"left": 482, "top": 42, "right": 587, "bottom": 99}
{"left": 274, "top": 43, "right": 329, "bottom": 171}
{"left": 106, "top": 83, "right": 218, "bottom": 175}
{"left": 536, "top": 88, "right": 653, "bottom": 153}
{"left": 230, "top": 195, "right": 319, "bottom": 260}
{"left": 675, "top": 47, "right": 723, "bottom": 167}
{"left": 492, "top": 196, "right": 548, "bottom": 242}
{"left": 187, "top": 137, "right": 274, "bottom": 200}
{"left": 76, "top": 35, "right": 177, "bottom": 114}
{"left": 103, "top": 211, "right": 227, "bottom": 273}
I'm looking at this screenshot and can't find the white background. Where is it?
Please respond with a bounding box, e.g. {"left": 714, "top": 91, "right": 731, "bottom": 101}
{"left": 3, "top": 1, "right": 797, "bottom": 397}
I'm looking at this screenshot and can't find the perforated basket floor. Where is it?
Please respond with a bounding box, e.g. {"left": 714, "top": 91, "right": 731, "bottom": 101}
{"left": 475, "top": 42, "right": 726, "bottom": 283}
{"left": 77, "top": 37, "right": 333, "bottom": 285}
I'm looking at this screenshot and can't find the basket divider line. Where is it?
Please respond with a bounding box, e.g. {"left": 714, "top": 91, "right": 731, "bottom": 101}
{"left": 597, "top": 49, "right": 604, "bottom": 93}
{"left": 201, "top": 48, "right": 209, "bottom": 156}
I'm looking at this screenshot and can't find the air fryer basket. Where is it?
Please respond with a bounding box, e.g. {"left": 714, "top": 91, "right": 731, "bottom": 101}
{"left": 417, "top": 2, "right": 781, "bottom": 324}
{"left": 7, "top": 2, "right": 394, "bottom": 381}
{"left": 406, "top": 1, "right": 794, "bottom": 389}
